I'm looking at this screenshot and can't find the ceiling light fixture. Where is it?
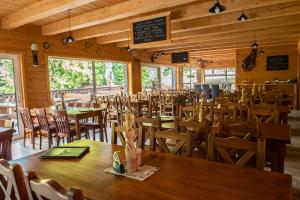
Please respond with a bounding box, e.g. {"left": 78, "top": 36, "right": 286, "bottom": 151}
{"left": 64, "top": 9, "right": 75, "bottom": 43}
{"left": 238, "top": 11, "right": 248, "bottom": 21}
{"left": 209, "top": 0, "right": 226, "bottom": 14}
{"left": 251, "top": 31, "right": 258, "bottom": 49}
{"left": 259, "top": 50, "right": 265, "bottom": 55}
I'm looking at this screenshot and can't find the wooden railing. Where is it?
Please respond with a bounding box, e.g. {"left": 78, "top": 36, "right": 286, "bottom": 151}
{"left": 0, "top": 86, "right": 122, "bottom": 103}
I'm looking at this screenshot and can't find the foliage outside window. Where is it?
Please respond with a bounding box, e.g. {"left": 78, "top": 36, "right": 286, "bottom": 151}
{"left": 141, "top": 65, "right": 176, "bottom": 90}
{"left": 0, "top": 59, "right": 15, "bottom": 94}
{"left": 48, "top": 57, "right": 128, "bottom": 94}
{"left": 183, "top": 67, "right": 199, "bottom": 89}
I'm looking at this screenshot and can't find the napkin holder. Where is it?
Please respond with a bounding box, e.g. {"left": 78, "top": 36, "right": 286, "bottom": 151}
{"left": 113, "top": 151, "right": 125, "bottom": 174}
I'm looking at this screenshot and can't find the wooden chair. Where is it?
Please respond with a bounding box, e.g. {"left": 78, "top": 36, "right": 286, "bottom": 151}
{"left": 111, "top": 122, "right": 126, "bottom": 146}
{"left": 35, "top": 109, "right": 56, "bottom": 149}
{"left": 53, "top": 111, "right": 88, "bottom": 146}
{"left": 0, "top": 128, "right": 13, "bottom": 160}
{"left": 251, "top": 103, "right": 279, "bottom": 123}
{"left": 178, "top": 120, "right": 210, "bottom": 156}
{"left": 19, "top": 108, "right": 41, "bottom": 150}
{"left": 0, "top": 159, "right": 30, "bottom": 200}
{"left": 107, "top": 96, "right": 120, "bottom": 126}
{"left": 80, "top": 108, "right": 108, "bottom": 142}
{"left": 178, "top": 105, "right": 200, "bottom": 121}
{"left": 25, "top": 171, "right": 84, "bottom": 200}
{"left": 136, "top": 117, "right": 159, "bottom": 150}
{"left": 154, "top": 130, "right": 191, "bottom": 156}
{"left": 160, "top": 96, "right": 174, "bottom": 116}
{"left": 208, "top": 133, "right": 266, "bottom": 169}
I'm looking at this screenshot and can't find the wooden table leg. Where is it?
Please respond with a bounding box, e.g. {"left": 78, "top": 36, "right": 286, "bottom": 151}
{"left": 75, "top": 117, "right": 81, "bottom": 140}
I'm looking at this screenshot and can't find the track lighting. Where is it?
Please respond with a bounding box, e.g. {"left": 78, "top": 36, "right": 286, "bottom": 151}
{"left": 209, "top": 0, "right": 226, "bottom": 14}
{"left": 238, "top": 11, "right": 248, "bottom": 21}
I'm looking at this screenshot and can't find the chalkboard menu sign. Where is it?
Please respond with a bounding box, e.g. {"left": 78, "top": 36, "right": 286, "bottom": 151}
{"left": 172, "top": 52, "right": 189, "bottom": 63}
{"left": 267, "top": 55, "right": 289, "bottom": 71}
{"left": 130, "top": 12, "right": 171, "bottom": 48}
{"left": 133, "top": 16, "right": 167, "bottom": 44}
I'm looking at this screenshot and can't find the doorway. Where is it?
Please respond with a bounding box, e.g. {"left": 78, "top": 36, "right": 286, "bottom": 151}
{"left": 0, "top": 53, "right": 24, "bottom": 139}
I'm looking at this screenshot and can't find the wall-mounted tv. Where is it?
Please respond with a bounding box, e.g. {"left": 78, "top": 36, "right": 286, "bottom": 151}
{"left": 267, "top": 55, "right": 289, "bottom": 71}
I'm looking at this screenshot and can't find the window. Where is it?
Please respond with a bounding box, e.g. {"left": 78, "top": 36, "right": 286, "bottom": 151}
{"left": 183, "top": 67, "right": 199, "bottom": 89}
{"left": 48, "top": 57, "right": 128, "bottom": 97}
{"left": 141, "top": 65, "right": 176, "bottom": 90}
{"left": 160, "top": 66, "right": 176, "bottom": 90}
{"left": 204, "top": 68, "right": 236, "bottom": 85}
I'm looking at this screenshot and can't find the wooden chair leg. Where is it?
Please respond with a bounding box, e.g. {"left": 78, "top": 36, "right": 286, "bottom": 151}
{"left": 56, "top": 136, "right": 60, "bottom": 147}
{"left": 93, "top": 129, "right": 96, "bottom": 141}
{"left": 23, "top": 131, "right": 26, "bottom": 147}
{"left": 39, "top": 133, "right": 42, "bottom": 150}
{"left": 32, "top": 132, "right": 35, "bottom": 150}
{"left": 48, "top": 132, "right": 51, "bottom": 149}
{"left": 104, "top": 128, "right": 108, "bottom": 143}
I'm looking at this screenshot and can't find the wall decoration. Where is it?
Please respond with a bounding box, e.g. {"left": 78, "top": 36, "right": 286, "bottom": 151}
{"left": 96, "top": 49, "right": 102, "bottom": 55}
{"left": 85, "top": 42, "right": 91, "bottom": 48}
{"left": 31, "top": 43, "right": 39, "bottom": 66}
{"left": 171, "top": 52, "right": 189, "bottom": 63}
{"left": 267, "top": 55, "right": 289, "bottom": 70}
{"left": 42, "top": 42, "right": 50, "bottom": 49}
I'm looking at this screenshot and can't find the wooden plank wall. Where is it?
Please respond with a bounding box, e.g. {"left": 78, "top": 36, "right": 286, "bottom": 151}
{"left": 236, "top": 44, "right": 299, "bottom": 84}
{"left": 0, "top": 25, "right": 134, "bottom": 108}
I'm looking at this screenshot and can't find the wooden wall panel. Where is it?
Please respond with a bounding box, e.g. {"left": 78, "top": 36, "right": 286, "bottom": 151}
{"left": 0, "top": 25, "right": 134, "bottom": 108}
{"left": 236, "top": 44, "right": 298, "bottom": 84}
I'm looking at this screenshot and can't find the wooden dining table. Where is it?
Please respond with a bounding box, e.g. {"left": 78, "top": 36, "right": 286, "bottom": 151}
{"left": 0, "top": 127, "right": 13, "bottom": 160}
{"left": 11, "top": 140, "right": 292, "bottom": 200}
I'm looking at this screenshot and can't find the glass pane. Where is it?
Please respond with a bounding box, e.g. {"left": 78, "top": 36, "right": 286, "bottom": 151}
{"left": 49, "top": 58, "right": 93, "bottom": 91}
{"left": 213, "top": 69, "right": 226, "bottom": 75}
{"left": 205, "top": 76, "right": 226, "bottom": 84}
{"left": 183, "top": 67, "right": 198, "bottom": 89}
{"left": 227, "top": 68, "right": 236, "bottom": 76}
{"left": 160, "top": 67, "right": 174, "bottom": 90}
{"left": 142, "top": 66, "right": 158, "bottom": 90}
{"left": 204, "top": 69, "right": 213, "bottom": 75}
{"left": 95, "top": 61, "right": 107, "bottom": 86}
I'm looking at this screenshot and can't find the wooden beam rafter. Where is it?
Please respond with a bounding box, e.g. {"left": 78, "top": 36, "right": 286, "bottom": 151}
{"left": 42, "top": 0, "right": 198, "bottom": 35}
{"left": 1, "top": 0, "right": 98, "bottom": 29}
{"left": 74, "top": 0, "right": 300, "bottom": 41}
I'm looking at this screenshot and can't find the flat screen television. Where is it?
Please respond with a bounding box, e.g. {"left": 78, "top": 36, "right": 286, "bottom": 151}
{"left": 267, "top": 55, "right": 288, "bottom": 71}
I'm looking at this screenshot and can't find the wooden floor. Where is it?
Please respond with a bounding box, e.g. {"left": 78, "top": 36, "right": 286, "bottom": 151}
{"left": 11, "top": 115, "right": 300, "bottom": 200}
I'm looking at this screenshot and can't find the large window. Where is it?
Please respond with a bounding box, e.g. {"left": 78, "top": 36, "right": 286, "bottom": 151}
{"left": 204, "top": 68, "right": 236, "bottom": 85}
{"left": 183, "top": 67, "right": 199, "bottom": 89}
{"left": 49, "top": 57, "right": 128, "bottom": 96}
{"left": 142, "top": 65, "right": 176, "bottom": 90}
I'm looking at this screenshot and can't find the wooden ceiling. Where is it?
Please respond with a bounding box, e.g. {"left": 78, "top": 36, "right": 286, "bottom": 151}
{"left": 1, "top": 0, "right": 300, "bottom": 62}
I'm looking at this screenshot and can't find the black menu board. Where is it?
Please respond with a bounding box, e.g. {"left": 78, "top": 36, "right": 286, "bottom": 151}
{"left": 172, "top": 52, "right": 189, "bottom": 63}
{"left": 133, "top": 16, "right": 167, "bottom": 45}
{"left": 267, "top": 55, "right": 289, "bottom": 70}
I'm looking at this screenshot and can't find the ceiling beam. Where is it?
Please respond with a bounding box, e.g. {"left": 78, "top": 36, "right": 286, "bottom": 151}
{"left": 1, "top": 0, "right": 98, "bottom": 29}
{"left": 150, "top": 31, "right": 300, "bottom": 51}
{"left": 115, "top": 24, "right": 300, "bottom": 48}
{"left": 42, "top": 0, "right": 199, "bottom": 35}
{"left": 162, "top": 39, "right": 298, "bottom": 53}
{"left": 73, "top": 0, "right": 299, "bottom": 40}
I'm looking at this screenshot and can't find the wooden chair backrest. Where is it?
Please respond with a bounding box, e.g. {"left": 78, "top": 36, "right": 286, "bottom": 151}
{"left": 111, "top": 123, "right": 127, "bottom": 146}
{"left": 135, "top": 117, "right": 159, "bottom": 150}
{"left": 52, "top": 110, "right": 70, "bottom": 135}
{"left": 154, "top": 130, "right": 191, "bottom": 156}
{"left": 25, "top": 171, "right": 84, "bottom": 200}
{"left": 179, "top": 106, "right": 200, "bottom": 121}
{"left": 0, "top": 129, "right": 13, "bottom": 160}
{"left": 208, "top": 134, "right": 265, "bottom": 169}
{"left": 218, "top": 121, "right": 258, "bottom": 138}
{"left": 35, "top": 109, "right": 50, "bottom": 132}
{"left": 19, "top": 108, "right": 34, "bottom": 131}
{"left": 0, "top": 159, "right": 30, "bottom": 200}
{"left": 251, "top": 103, "right": 279, "bottom": 123}
{"left": 178, "top": 120, "right": 209, "bottom": 136}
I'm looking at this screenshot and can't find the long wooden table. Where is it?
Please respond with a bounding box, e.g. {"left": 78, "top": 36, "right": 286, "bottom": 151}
{"left": 12, "top": 140, "right": 292, "bottom": 200}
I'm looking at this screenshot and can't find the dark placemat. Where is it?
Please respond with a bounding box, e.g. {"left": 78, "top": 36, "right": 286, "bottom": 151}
{"left": 39, "top": 146, "right": 90, "bottom": 159}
